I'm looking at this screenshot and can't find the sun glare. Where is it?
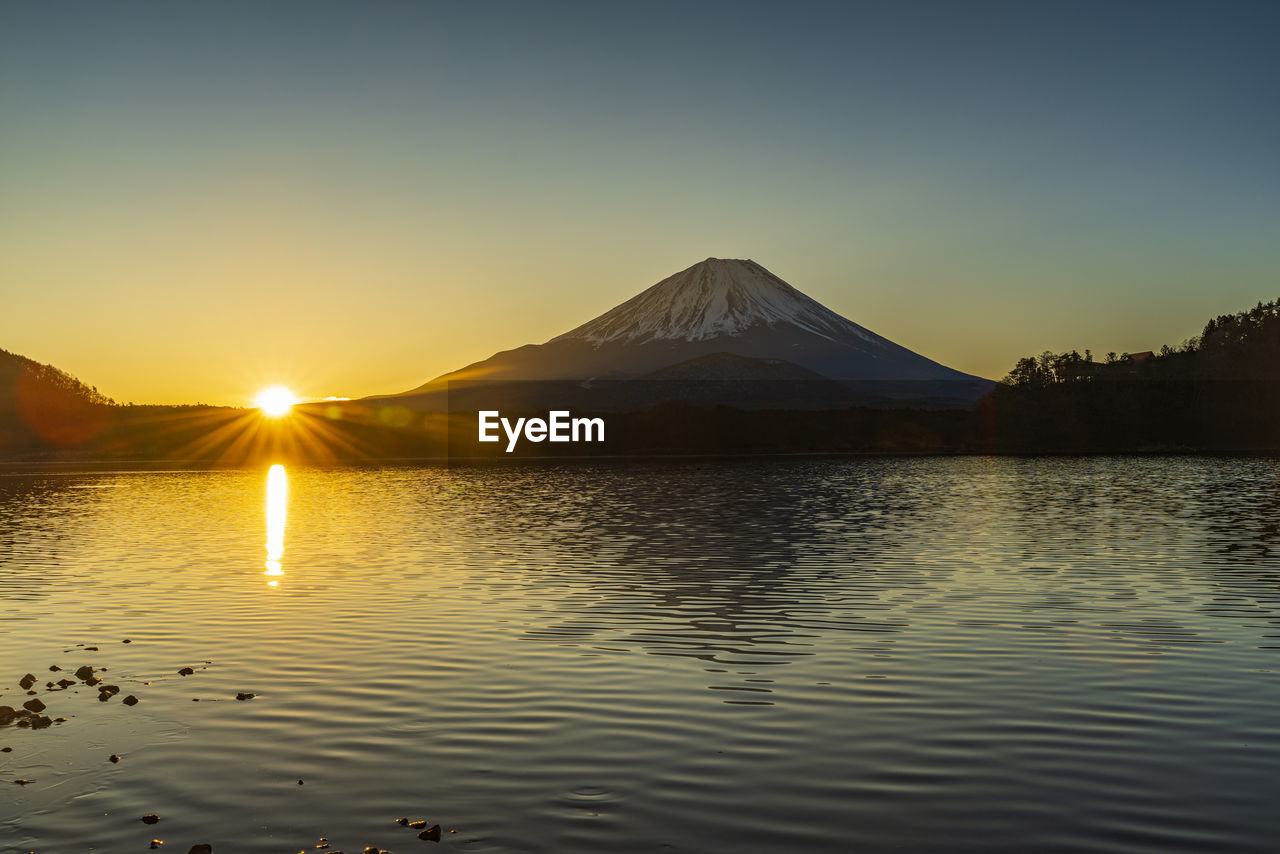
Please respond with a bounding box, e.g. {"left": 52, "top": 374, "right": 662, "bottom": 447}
{"left": 255, "top": 386, "right": 298, "bottom": 416}
{"left": 265, "top": 463, "right": 287, "bottom": 583}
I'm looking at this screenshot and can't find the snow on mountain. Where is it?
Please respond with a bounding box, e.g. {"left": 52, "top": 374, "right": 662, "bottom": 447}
{"left": 552, "top": 258, "right": 878, "bottom": 346}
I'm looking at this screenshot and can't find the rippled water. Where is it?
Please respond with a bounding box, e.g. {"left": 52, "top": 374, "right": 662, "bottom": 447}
{"left": 2, "top": 458, "right": 1279, "bottom": 852}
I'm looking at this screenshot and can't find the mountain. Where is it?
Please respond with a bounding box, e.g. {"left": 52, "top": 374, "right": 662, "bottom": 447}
{"left": 636, "top": 352, "right": 839, "bottom": 383}
{"left": 389, "top": 258, "right": 990, "bottom": 407}
{"left": 610, "top": 352, "right": 864, "bottom": 411}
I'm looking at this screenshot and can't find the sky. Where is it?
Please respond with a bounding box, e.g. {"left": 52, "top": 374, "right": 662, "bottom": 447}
{"left": 3, "top": 1, "right": 1278, "bottom": 405}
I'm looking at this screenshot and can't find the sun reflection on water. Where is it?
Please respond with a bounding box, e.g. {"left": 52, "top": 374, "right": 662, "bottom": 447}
{"left": 265, "top": 464, "right": 287, "bottom": 584}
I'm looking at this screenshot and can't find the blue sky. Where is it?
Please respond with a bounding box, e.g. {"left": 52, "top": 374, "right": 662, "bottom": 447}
{"left": 3, "top": 1, "right": 1277, "bottom": 403}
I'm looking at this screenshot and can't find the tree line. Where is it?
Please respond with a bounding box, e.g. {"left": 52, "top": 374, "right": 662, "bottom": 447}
{"left": 985, "top": 297, "right": 1280, "bottom": 452}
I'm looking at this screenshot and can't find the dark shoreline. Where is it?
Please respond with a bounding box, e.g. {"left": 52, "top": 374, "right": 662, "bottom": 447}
{"left": 3, "top": 448, "right": 1280, "bottom": 474}
{"left": 6, "top": 379, "right": 1280, "bottom": 463}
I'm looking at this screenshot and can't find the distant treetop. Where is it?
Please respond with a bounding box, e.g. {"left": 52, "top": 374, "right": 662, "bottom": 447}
{"left": 1002, "top": 296, "right": 1280, "bottom": 387}
{"left": 0, "top": 348, "right": 115, "bottom": 406}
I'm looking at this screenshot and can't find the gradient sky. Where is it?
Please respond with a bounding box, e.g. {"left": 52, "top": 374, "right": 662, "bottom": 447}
{"left": 3, "top": 1, "right": 1278, "bottom": 405}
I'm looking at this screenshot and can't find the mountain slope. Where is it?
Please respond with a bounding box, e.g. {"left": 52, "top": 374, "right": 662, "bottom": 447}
{"left": 608, "top": 352, "right": 863, "bottom": 411}
{"left": 1, "top": 347, "right": 115, "bottom": 450}
{"left": 1, "top": 348, "right": 114, "bottom": 407}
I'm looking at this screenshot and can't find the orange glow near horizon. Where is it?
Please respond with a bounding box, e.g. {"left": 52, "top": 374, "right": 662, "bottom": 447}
{"left": 255, "top": 386, "right": 299, "bottom": 416}
{"left": 123, "top": 393, "right": 443, "bottom": 467}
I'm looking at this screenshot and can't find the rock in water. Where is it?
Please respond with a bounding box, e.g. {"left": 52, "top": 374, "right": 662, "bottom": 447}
{"left": 18, "top": 674, "right": 36, "bottom": 689}
{"left": 235, "top": 692, "right": 255, "bottom": 701}
{"left": 122, "top": 695, "right": 139, "bottom": 706}
{"left": 22, "top": 699, "right": 46, "bottom": 714}
{"left": 75, "top": 665, "right": 95, "bottom": 680}
{"left": 178, "top": 667, "right": 194, "bottom": 676}
{"left": 141, "top": 814, "right": 160, "bottom": 824}
{"left": 188, "top": 846, "right": 213, "bottom": 854}
{"left": 419, "top": 825, "right": 441, "bottom": 841}
{"left": 109, "top": 754, "right": 121, "bottom": 763}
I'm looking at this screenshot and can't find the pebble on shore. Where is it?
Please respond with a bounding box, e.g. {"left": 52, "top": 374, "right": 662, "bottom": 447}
{"left": 8, "top": 654, "right": 441, "bottom": 852}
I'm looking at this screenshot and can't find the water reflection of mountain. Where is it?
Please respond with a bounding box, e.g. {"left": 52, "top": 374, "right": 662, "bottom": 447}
{"left": 452, "top": 460, "right": 944, "bottom": 699}
{"left": 450, "top": 457, "right": 1280, "bottom": 694}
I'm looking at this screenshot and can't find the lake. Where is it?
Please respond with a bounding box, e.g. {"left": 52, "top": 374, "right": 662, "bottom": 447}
{"left": 2, "top": 457, "right": 1279, "bottom": 852}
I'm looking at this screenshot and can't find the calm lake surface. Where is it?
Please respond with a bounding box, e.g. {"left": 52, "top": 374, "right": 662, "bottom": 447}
{"left": 2, "top": 458, "right": 1279, "bottom": 852}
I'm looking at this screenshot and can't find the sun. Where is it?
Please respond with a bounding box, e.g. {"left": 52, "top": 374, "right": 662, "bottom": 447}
{"left": 254, "top": 385, "right": 298, "bottom": 416}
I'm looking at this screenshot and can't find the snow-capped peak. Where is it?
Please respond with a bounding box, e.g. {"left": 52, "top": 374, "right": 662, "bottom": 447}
{"left": 551, "top": 258, "right": 876, "bottom": 345}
